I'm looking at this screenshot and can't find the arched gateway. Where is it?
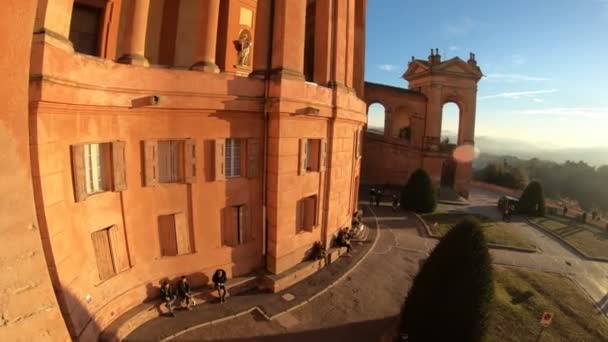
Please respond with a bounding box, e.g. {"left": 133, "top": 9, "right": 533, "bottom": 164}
{"left": 361, "top": 50, "right": 482, "bottom": 197}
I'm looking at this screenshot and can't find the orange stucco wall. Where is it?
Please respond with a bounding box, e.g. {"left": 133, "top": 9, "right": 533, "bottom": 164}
{"left": 16, "top": 0, "right": 368, "bottom": 340}
{"left": 0, "top": 1, "right": 71, "bottom": 341}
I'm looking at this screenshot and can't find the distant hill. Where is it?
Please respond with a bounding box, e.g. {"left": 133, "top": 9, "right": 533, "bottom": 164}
{"left": 364, "top": 128, "right": 608, "bottom": 166}
{"left": 472, "top": 135, "right": 608, "bottom": 167}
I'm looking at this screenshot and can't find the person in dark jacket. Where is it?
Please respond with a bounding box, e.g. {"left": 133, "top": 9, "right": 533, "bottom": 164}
{"left": 178, "top": 276, "right": 195, "bottom": 310}
{"left": 160, "top": 281, "right": 177, "bottom": 316}
{"left": 212, "top": 269, "right": 228, "bottom": 303}
{"left": 337, "top": 227, "right": 352, "bottom": 255}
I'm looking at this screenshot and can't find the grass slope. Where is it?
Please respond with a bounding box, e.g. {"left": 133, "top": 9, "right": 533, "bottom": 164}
{"left": 489, "top": 268, "right": 608, "bottom": 341}
{"left": 423, "top": 212, "right": 536, "bottom": 250}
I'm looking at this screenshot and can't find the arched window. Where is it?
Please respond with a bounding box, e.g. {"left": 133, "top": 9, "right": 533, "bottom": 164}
{"left": 441, "top": 103, "right": 460, "bottom": 144}
{"left": 367, "top": 103, "right": 386, "bottom": 135}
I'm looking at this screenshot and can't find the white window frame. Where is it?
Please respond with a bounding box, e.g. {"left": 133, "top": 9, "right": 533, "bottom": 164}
{"left": 84, "top": 143, "right": 108, "bottom": 194}
{"left": 225, "top": 139, "right": 242, "bottom": 178}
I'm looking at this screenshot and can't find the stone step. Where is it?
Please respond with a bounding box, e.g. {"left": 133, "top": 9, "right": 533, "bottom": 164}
{"left": 100, "top": 275, "right": 258, "bottom": 342}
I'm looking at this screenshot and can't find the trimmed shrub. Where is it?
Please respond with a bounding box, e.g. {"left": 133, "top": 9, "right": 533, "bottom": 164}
{"left": 517, "top": 181, "right": 546, "bottom": 216}
{"left": 399, "top": 218, "right": 494, "bottom": 342}
{"left": 401, "top": 168, "right": 436, "bottom": 213}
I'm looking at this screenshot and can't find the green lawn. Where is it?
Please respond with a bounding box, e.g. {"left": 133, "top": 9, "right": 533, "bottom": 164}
{"left": 422, "top": 212, "right": 536, "bottom": 250}
{"left": 488, "top": 267, "right": 608, "bottom": 341}
{"left": 530, "top": 214, "right": 608, "bottom": 260}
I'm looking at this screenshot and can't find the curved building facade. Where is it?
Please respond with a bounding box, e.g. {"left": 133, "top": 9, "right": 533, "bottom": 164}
{"left": 0, "top": 0, "right": 367, "bottom": 340}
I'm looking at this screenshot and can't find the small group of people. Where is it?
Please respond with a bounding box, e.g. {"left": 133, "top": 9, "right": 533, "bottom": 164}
{"left": 336, "top": 226, "right": 353, "bottom": 255}
{"left": 159, "top": 269, "right": 228, "bottom": 317}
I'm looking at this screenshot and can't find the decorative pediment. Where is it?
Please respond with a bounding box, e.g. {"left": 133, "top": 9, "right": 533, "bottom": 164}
{"left": 403, "top": 56, "right": 482, "bottom": 81}
{"left": 402, "top": 60, "right": 430, "bottom": 79}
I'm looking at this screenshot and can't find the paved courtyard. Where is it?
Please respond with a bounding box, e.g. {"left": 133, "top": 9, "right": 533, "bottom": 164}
{"left": 128, "top": 187, "right": 608, "bottom": 341}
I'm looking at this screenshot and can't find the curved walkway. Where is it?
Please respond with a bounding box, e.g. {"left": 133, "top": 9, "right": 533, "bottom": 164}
{"left": 127, "top": 188, "right": 608, "bottom": 341}
{"left": 137, "top": 206, "right": 424, "bottom": 342}
{"left": 464, "top": 188, "right": 608, "bottom": 315}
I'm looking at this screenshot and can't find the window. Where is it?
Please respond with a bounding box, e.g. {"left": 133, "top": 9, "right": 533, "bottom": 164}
{"left": 84, "top": 143, "right": 111, "bottom": 194}
{"left": 299, "top": 138, "right": 326, "bottom": 175}
{"left": 91, "top": 225, "right": 130, "bottom": 281}
{"left": 158, "top": 212, "right": 192, "bottom": 256}
{"left": 225, "top": 139, "right": 242, "bottom": 178}
{"left": 69, "top": 3, "right": 102, "bottom": 56}
{"left": 143, "top": 139, "right": 196, "bottom": 186}
{"left": 158, "top": 140, "right": 184, "bottom": 183}
{"left": 222, "top": 205, "right": 249, "bottom": 247}
{"left": 296, "top": 195, "right": 318, "bottom": 233}
{"left": 215, "top": 138, "right": 259, "bottom": 181}
{"left": 71, "top": 141, "right": 127, "bottom": 202}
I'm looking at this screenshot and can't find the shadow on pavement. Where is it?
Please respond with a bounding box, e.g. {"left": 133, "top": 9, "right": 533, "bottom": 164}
{"left": 175, "top": 316, "right": 399, "bottom": 342}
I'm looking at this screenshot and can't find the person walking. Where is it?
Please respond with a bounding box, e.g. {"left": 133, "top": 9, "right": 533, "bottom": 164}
{"left": 160, "top": 281, "right": 177, "bottom": 317}
{"left": 212, "top": 269, "right": 228, "bottom": 303}
{"left": 392, "top": 194, "right": 400, "bottom": 211}
{"left": 375, "top": 189, "right": 382, "bottom": 207}
{"left": 369, "top": 188, "right": 376, "bottom": 207}
{"left": 177, "top": 276, "right": 195, "bottom": 310}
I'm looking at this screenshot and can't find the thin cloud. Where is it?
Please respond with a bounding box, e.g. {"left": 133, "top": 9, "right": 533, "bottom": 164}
{"left": 533, "top": 98, "right": 543, "bottom": 103}
{"left": 479, "top": 89, "right": 559, "bottom": 100}
{"left": 378, "top": 64, "right": 398, "bottom": 72}
{"left": 484, "top": 73, "right": 551, "bottom": 82}
{"left": 518, "top": 107, "right": 608, "bottom": 119}
{"left": 444, "top": 17, "right": 474, "bottom": 36}
{"left": 449, "top": 45, "right": 460, "bottom": 51}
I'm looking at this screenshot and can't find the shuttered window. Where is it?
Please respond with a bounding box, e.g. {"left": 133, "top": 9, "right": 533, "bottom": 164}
{"left": 72, "top": 141, "right": 127, "bottom": 202}
{"left": 223, "top": 204, "right": 249, "bottom": 247}
{"left": 91, "top": 225, "right": 130, "bottom": 281}
{"left": 84, "top": 143, "right": 111, "bottom": 194}
{"left": 158, "top": 140, "right": 184, "bottom": 183}
{"left": 299, "top": 139, "right": 326, "bottom": 174}
{"left": 296, "top": 195, "right": 318, "bottom": 233}
{"left": 144, "top": 139, "right": 196, "bottom": 186}
{"left": 158, "top": 213, "right": 192, "bottom": 257}
{"left": 225, "top": 139, "right": 242, "bottom": 178}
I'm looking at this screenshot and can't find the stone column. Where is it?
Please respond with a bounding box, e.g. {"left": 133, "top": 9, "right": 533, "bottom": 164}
{"left": 345, "top": 0, "right": 356, "bottom": 88}
{"left": 271, "top": 0, "right": 307, "bottom": 79}
{"left": 190, "top": 0, "right": 220, "bottom": 72}
{"left": 331, "top": 0, "right": 348, "bottom": 87}
{"left": 33, "top": 0, "right": 75, "bottom": 51}
{"left": 117, "top": 0, "right": 150, "bottom": 66}
{"left": 251, "top": 0, "right": 272, "bottom": 77}
{"left": 353, "top": 0, "right": 367, "bottom": 97}
{"left": 313, "top": 0, "right": 333, "bottom": 85}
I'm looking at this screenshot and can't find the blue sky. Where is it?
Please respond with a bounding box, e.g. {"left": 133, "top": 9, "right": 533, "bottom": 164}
{"left": 365, "top": 0, "right": 608, "bottom": 148}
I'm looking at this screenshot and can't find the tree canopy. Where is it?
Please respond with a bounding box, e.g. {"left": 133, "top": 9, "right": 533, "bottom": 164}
{"left": 475, "top": 154, "right": 608, "bottom": 214}
{"left": 399, "top": 218, "right": 494, "bottom": 341}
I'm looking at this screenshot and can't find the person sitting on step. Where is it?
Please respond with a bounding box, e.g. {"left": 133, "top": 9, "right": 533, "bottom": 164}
{"left": 178, "top": 275, "right": 195, "bottom": 310}
{"left": 160, "top": 281, "right": 177, "bottom": 317}
{"left": 337, "top": 227, "right": 353, "bottom": 255}
{"left": 212, "top": 269, "right": 228, "bottom": 303}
